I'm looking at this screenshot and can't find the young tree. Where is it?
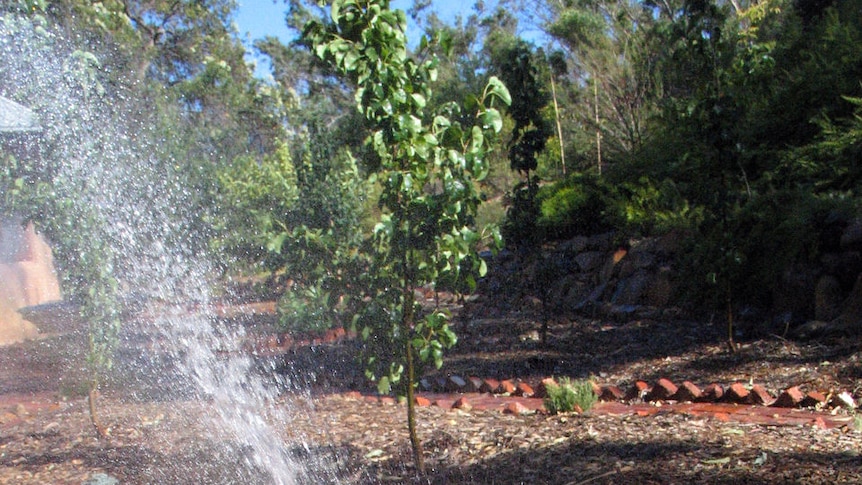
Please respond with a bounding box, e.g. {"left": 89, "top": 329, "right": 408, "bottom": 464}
{"left": 303, "top": 0, "right": 509, "bottom": 473}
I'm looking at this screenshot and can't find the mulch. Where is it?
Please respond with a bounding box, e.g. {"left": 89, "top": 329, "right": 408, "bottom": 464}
{"left": 1, "top": 303, "right": 861, "bottom": 484}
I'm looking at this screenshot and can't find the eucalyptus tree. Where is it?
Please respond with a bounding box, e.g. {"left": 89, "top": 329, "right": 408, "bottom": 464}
{"left": 303, "top": 0, "right": 510, "bottom": 473}
{"left": 536, "top": 0, "right": 661, "bottom": 170}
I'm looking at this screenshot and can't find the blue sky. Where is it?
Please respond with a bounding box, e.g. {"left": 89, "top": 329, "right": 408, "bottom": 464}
{"left": 234, "top": 0, "right": 481, "bottom": 78}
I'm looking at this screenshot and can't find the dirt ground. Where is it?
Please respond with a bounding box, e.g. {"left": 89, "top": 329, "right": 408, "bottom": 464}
{"left": 1, "top": 302, "right": 861, "bottom": 484}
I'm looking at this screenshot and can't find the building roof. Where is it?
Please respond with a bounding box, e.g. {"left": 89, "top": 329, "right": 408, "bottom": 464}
{"left": 0, "top": 96, "right": 40, "bottom": 133}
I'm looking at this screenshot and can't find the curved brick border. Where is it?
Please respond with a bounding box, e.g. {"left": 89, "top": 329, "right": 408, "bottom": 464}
{"left": 246, "top": 325, "right": 858, "bottom": 428}
{"left": 416, "top": 374, "right": 857, "bottom": 411}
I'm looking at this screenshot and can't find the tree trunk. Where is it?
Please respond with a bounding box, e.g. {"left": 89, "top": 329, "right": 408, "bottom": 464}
{"left": 405, "top": 339, "right": 424, "bottom": 474}
{"left": 88, "top": 385, "right": 107, "bottom": 438}
{"left": 550, "top": 73, "right": 566, "bottom": 176}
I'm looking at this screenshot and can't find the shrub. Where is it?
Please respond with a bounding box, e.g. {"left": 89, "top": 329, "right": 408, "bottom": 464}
{"left": 543, "top": 377, "right": 598, "bottom": 414}
{"left": 535, "top": 173, "right": 616, "bottom": 240}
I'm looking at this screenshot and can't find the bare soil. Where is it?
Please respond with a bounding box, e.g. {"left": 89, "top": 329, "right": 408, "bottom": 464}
{"left": 1, "top": 302, "right": 861, "bottom": 484}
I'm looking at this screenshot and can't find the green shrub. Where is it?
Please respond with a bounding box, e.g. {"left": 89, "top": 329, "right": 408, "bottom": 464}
{"left": 543, "top": 377, "right": 598, "bottom": 414}
{"left": 535, "top": 173, "right": 616, "bottom": 240}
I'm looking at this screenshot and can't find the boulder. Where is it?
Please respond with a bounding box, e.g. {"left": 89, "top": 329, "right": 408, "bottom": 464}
{"left": 612, "top": 270, "right": 652, "bottom": 306}
{"left": 574, "top": 251, "right": 606, "bottom": 273}
{"left": 814, "top": 275, "right": 843, "bottom": 322}
{"left": 840, "top": 218, "right": 862, "bottom": 250}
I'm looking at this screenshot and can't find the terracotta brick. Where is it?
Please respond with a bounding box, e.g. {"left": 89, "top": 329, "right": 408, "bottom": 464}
{"left": 801, "top": 391, "right": 827, "bottom": 408}
{"left": 419, "top": 378, "right": 434, "bottom": 392}
{"left": 414, "top": 396, "right": 431, "bottom": 407}
{"left": 323, "top": 328, "right": 340, "bottom": 343}
{"left": 433, "top": 399, "right": 454, "bottom": 409}
{"left": 378, "top": 396, "right": 396, "bottom": 406}
{"left": 773, "top": 386, "right": 805, "bottom": 408}
{"left": 726, "top": 383, "right": 751, "bottom": 403}
{"left": 516, "top": 382, "right": 535, "bottom": 397}
{"left": 672, "top": 381, "right": 703, "bottom": 402}
{"left": 343, "top": 391, "right": 362, "bottom": 400}
{"left": 591, "top": 381, "right": 602, "bottom": 396}
{"left": 499, "top": 380, "right": 517, "bottom": 394}
{"left": 749, "top": 384, "right": 775, "bottom": 406}
{"left": 481, "top": 378, "right": 501, "bottom": 394}
{"left": 536, "top": 377, "right": 557, "bottom": 399}
{"left": 466, "top": 376, "right": 484, "bottom": 393}
{"left": 646, "top": 378, "right": 678, "bottom": 401}
{"left": 447, "top": 375, "right": 468, "bottom": 392}
{"left": 701, "top": 383, "right": 724, "bottom": 402}
{"left": 600, "top": 385, "right": 625, "bottom": 401}
{"left": 503, "top": 401, "right": 529, "bottom": 415}
{"left": 625, "top": 380, "right": 651, "bottom": 401}
{"left": 452, "top": 397, "right": 472, "bottom": 411}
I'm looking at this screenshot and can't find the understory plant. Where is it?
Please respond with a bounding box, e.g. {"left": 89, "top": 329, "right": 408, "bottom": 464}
{"left": 544, "top": 377, "right": 598, "bottom": 414}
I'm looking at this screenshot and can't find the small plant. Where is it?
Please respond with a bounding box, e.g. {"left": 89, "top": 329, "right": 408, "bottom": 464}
{"left": 543, "top": 377, "right": 598, "bottom": 414}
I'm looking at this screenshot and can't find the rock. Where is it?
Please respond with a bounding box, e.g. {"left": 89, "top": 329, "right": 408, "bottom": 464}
{"left": 560, "top": 236, "right": 590, "bottom": 255}
{"left": 771, "top": 263, "right": 817, "bottom": 325}
{"left": 815, "top": 275, "right": 843, "bottom": 322}
{"left": 840, "top": 218, "right": 862, "bottom": 250}
{"left": 617, "top": 251, "right": 655, "bottom": 279}
{"left": 832, "top": 274, "right": 862, "bottom": 334}
{"left": 588, "top": 232, "right": 616, "bottom": 251}
{"left": 645, "top": 378, "right": 678, "bottom": 401}
{"left": 821, "top": 251, "right": 862, "bottom": 289}
{"left": 575, "top": 251, "right": 606, "bottom": 273}
{"left": 645, "top": 267, "right": 675, "bottom": 308}
{"left": 671, "top": 381, "right": 703, "bottom": 402}
{"left": 611, "top": 270, "right": 651, "bottom": 306}
{"left": 773, "top": 387, "right": 805, "bottom": 408}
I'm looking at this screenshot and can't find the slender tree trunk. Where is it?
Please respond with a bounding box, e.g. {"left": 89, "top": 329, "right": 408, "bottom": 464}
{"left": 550, "top": 73, "right": 566, "bottom": 176}
{"left": 88, "top": 386, "right": 107, "bottom": 438}
{"left": 405, "top": 337, "right": 424, "bottom": 474}
{"left": 401, "top": 242, "right": 425, "bottom": 474}
{"left": 726, "top": 284, "right": 736, "bottom": 353}
{"left": 594, "top": 82, "right": 602, "bottom": 176}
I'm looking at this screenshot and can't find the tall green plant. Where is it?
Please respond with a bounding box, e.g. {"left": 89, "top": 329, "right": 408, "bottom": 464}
{"left": 303, "top": 0, "right": 509, "bottom": 473}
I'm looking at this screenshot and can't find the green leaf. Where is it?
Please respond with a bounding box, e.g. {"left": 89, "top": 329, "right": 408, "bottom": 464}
{"left": 480, "top": 108, "right": 503, "bottom": 133}
{"left": 377, "top": 376, "right": 391, "bottom": 395}
{"left": 485, "top": 76, "right": 512, "bottom": 106}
